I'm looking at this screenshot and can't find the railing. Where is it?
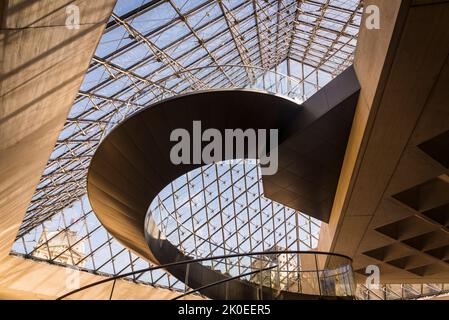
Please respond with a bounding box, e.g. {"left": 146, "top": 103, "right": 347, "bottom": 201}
{"left": 356, "top": 283, "right": 449, "bottom": 300}
{"left": 57, "top": 250, "right": 355, "bottom": 300}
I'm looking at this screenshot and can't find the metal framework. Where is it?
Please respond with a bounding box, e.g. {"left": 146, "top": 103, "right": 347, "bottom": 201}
{"left": 11, "top": 0, "right": 364, "bottom": 292}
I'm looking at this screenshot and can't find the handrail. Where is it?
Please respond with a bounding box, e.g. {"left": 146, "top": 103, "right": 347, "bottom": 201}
{"left": 172, "top": 265, "right": 278, "bottom": 300}
{"left": 57, "top": 250, "right": 352, "bottom": 300}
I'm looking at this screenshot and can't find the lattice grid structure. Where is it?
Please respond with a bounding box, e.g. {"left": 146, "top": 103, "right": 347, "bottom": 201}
{"left": 11, "top": 0, "right": 363, "bottom": 291}
{"left": 150, "top": 160, "right": 322, "bottom": 279}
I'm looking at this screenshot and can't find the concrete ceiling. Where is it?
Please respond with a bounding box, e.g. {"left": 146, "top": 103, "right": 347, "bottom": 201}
{"left": 318, "top": 0, "right": 449, "bottom": 283}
